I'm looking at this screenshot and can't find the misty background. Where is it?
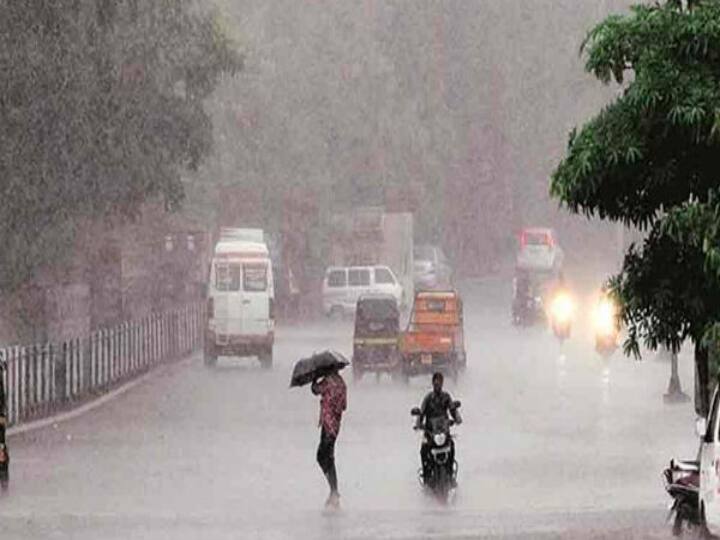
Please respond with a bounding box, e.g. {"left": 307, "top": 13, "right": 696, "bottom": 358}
{"left": 191, "top": 0, "right": 633, "bottom": 280}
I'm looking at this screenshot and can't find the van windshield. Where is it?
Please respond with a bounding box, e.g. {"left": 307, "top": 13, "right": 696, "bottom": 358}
{"left": 243, "top": 264, "right": 268, "bottom": 292}
{"left": 216, "top": 263, "right": 241, "bottom": 292}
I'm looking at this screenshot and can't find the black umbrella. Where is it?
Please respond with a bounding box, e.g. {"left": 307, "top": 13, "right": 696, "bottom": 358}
{"left": 290, "top": 350, "right": 349, "bottom": 388}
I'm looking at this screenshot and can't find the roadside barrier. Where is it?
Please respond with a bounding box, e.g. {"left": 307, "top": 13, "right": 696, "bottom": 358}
{"left": 0, "top": 303, "right": 204, "bottom": 427}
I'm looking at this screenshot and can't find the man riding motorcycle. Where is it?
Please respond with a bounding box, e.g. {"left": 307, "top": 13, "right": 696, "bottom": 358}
{"left": 512, "top": 268, "right": 551, "bottom": 326}
{"left": 511, "top": 269, "right": 533, "bottom": 324}
{"left": 414, "top": 372, "right": 462, "bottom": 485}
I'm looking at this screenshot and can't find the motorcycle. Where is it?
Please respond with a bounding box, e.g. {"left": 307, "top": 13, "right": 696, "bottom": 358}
{"left": 595, "top": 333, "right": 618, "bottom": 358}
{"left": 593, "top": 296, "right": 619, "bottom": 358}
{"left": 512, "top": 295, "right": 544, "bottom": 327}
{"left": 663, "top": 458, "right": 702, "bottom": 536}
{"left": 411, "top": 402, "right": 461, "bottom": 503}
{"left": 549, "top": 291, "right": 573, "bottom": 342}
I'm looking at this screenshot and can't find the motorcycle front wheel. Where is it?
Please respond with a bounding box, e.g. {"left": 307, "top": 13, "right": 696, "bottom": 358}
{"left": 434, "top": 467, "right": 450, "bottom": 504}
{"left": 673, "top": 503, "right": 706, "bottom": 538}
{"left": 672, "top": 510, "right": 685, "bottom": 537}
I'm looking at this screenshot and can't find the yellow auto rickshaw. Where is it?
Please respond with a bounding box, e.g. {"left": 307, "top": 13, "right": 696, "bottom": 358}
{"left": 352, "top": 294, "right": 401, "bottom": 381}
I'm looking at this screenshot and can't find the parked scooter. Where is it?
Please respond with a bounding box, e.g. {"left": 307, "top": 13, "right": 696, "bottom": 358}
{"left": 411, "top": 403, "right": 461, "bottom": 503}
{"left": 663, "top": 458, "right": 701, "bottom": 536}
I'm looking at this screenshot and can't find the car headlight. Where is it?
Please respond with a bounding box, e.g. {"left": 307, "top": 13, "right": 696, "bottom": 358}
{"left": 433, "top": 433, "right": 447, "bottom": 446}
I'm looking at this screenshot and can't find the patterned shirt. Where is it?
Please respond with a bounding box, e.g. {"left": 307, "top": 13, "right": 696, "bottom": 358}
{"left": 312, "top": 373, "right": 347, "bottom": 437}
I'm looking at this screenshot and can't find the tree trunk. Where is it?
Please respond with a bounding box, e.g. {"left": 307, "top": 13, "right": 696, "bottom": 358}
{"left": 664, "top": 350, "right": 689, "bottom": 403}
{"left": 695, "top": 344, "right": 710, "bottom": 417}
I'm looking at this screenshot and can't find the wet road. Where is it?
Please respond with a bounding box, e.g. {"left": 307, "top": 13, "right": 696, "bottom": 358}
{"left": 0, "top": 278, "right": 698, "bottom": 539}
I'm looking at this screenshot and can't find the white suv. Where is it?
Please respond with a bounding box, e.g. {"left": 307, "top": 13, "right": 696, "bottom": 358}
{"left": 322, "top": 266, "right": 403, "bottom": 317}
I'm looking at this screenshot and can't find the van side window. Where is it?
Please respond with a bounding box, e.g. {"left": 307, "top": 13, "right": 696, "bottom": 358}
{"left": 327, "top": 270, "right": 346, "bottom": 288}
{"left": 243, "top": 264, "right": 268, "bottom": 292}
{"left": 216, "top": 263, "right": 241, "bottom": 292}
{"left": 374, "top": 267, "right": 395, "bottom": 285}
{"left": 349, "top": 268, "right": 370, "bottom": 287}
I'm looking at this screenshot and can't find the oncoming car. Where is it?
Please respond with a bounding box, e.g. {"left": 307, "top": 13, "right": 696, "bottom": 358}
{"left": 516, "top": 228, "right": 564, "bottom": 274}
{"left": 413, "top": 245, "right": 453, "bottom": 290}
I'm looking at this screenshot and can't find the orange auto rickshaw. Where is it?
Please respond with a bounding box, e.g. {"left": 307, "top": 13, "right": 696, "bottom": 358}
{"left": 399, "top": 290, "right": 466, "bottom": 381}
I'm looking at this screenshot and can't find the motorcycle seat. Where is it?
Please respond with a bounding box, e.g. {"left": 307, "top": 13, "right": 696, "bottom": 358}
{"left": 671, "top": 459, "right": 699, "bottom": 473}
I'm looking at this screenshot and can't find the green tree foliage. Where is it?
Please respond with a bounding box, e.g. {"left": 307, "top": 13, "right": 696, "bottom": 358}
{"left": 0, "top": 0, "right": 241, "bottom": 292}
{"left": 551, "top": 0, "right": 720, "bottom": 414}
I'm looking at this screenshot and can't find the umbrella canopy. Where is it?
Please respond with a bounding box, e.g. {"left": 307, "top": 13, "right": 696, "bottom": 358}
{"left": 290, "top": 350, "right": 349, "bottom": 388}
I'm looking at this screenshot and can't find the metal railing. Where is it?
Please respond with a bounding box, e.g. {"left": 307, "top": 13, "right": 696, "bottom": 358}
{"left": 0, "top": 303, "right": 204, "bottom": 427}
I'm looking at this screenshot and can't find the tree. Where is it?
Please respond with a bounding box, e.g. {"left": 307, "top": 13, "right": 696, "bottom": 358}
{"left": 0, "top": 1, "right": 241, "bottom": 293}
{"left": 551, "top": 0, "right": 720, "bottom": 415}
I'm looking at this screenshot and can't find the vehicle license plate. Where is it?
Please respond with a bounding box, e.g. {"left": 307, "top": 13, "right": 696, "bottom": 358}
{"left": 421, "top": 353, "right": 432, "bottom": 365}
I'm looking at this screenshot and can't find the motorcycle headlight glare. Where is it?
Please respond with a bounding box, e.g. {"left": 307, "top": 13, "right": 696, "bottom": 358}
{"left": 550, "top": 293, "right": 574, "bottom": 323}
{"left": 433, "top": 433, "right": 447, "bottom": 446}
{"left": 593, "top": 298, "right": 617, "bottom": 336}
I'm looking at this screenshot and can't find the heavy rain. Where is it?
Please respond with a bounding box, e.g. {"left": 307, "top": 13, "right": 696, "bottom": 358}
{"left": 1, "top": 1, "right": 718, "bottom": 538}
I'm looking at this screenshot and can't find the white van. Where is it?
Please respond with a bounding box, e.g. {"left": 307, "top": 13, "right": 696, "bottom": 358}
{"left": 322, "top": 265, "right": 403, "bottom": 318}
{"left": 205, "top": 239, "right": 275, "bottom": 368}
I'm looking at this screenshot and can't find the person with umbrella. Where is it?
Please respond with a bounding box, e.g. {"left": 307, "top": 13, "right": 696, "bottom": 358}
{"left": 290, "top": 351, "right": 348, "bottom": 508}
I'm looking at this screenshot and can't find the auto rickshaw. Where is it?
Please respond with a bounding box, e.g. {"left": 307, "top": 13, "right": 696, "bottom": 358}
{"left": 352, "top": 294, "right": 401, "bottom": 381}
{"left": 399, "top": 290, "right": 466, "bottom": 381}
{"left": 0, "top": 360, "right": 8, "bottom": 493}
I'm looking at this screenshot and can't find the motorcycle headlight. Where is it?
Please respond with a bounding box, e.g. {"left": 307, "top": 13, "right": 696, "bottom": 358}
{"left": 433, "top": 433, "right": 447, "bottom": 446}
{"left": 550, "top": 292, "right": 574, "bottom": 323}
